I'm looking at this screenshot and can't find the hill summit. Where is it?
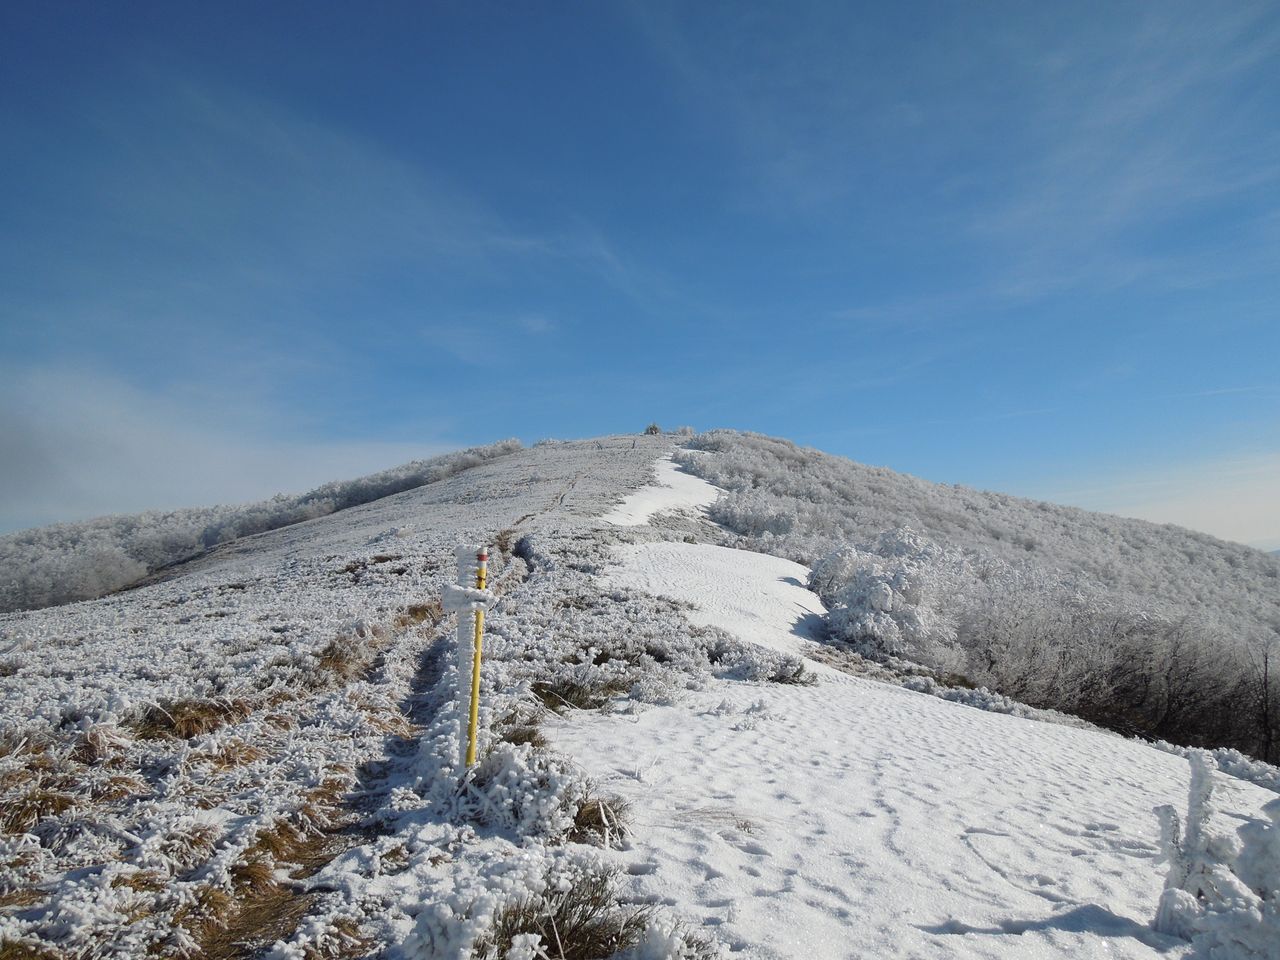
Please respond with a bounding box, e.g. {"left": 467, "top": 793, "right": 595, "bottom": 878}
{"left": 1, "top": 431, "right": 1277, "bottom": 959}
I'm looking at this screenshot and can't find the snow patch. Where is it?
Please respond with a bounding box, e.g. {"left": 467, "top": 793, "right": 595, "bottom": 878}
{"left": 548, "top": 665, "right": 1278, "bottom": 960}
{"left": 603, "top": 541, "right": 827, "bottom": 662}
{"left": 598, "top": 456, "right": 721, "bottom": 526}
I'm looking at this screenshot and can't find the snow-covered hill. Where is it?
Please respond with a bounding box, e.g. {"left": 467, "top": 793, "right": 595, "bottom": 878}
{"left": 674, "top": 432, "right": 1280, "bottom": 763}
{"left": 1, "top": 432, "right": 1277, "bottom": 959}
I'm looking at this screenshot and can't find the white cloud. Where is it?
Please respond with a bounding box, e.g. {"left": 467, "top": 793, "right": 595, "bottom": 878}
{"left": 0, "top": 367, "right": 447, "bottom": 534}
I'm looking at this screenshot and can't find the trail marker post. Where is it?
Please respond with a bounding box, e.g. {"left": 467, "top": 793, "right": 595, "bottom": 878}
{"left": 446, "top": 545, "right": 493, "bottom": 768}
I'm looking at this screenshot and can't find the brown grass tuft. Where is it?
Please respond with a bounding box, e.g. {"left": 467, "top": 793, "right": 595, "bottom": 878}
{"left": 249, "top": 819, "right": 307, "bottom": 862}
{"left": 395, "top": 600, "right": 443, "bottom": 629}
{"left": 569, "top": 794, "right": 632, "bottom": 847}
{"left": 494, "top": 528, "right": 516, "bottom": 557}
{"left": 133, "top": 698, "right": 253, "bottom": 740}
{"left": 231, "top": 857, "right": 278, "bottom": 896}
{"left": 531, "top": 676, "right": 630, "bottom": 713}
{"left": 0, "top": 939, "right": 63, "bottom": 960}
{"left": 0, "top": 733, "right": 38, "bottom": 760}
{"left": 475, "top": 866, "right": 651, "bottom": 960}
{"left": 111, "top": 870, "right": 167, "bottom": 893}
{"left": 197, "top": 739, "right": 265, "bottom": 770}
{"left": 502, "top": 725, "right": 548, "bottom": 750}
{"left": 306, "top": 773, "right": 352, "bottom": 812}
{"left": 172, "top": 884, "right": 236, "bottom": 942}
{"left": 0, "top": 888, "right": 46, "bottom": 909}
{"left": 2, "top": 787, "right": 75, "bottom": 835}
{"left": 314, "top": 639, "right": 367, "bottom": 682}
{"left": 70, "top": 724, "right": 130, "bottom": 765}
{"left": 202, "top": 823, "right": 349, "bottom": 960}
{"left": 159, "top": 823, "right": 220, "bottom": 872}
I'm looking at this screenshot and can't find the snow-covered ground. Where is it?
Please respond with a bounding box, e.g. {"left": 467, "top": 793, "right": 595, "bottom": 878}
{"left": 2, "top": 438, "right": 1277, "bottom": 960}
{"left": 563, "top": 536, "right": 1278, "bottom": 959}
{"left": 603, "top": 542, "right": 829, "bottom": 664}
{"left": 598, "top": 455, "right": 720, "bottom": 526}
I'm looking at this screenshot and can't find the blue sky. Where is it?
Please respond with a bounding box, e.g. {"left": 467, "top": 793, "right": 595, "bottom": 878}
{"left": 2, "top": 1, "right": 1278, "bottom": 548}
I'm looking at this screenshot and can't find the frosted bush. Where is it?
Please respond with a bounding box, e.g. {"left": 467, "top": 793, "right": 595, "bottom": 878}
{"left": 680, "top": 429, "right": 1280, "bottom": 761}
{"left": 0, "top": 439, "right": 522, "bottom": 613}
{"left": 1154, "top": 752, "right": 1280, "bottom": 957}
{"left": 809, "top": 529, "right": 971, "bottom": 664}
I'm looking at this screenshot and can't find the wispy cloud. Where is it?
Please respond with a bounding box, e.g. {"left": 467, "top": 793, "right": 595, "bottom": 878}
{"left": 970, "top": 4, "right": 1280, "bottom": 299}
{"left": 629, "top": 2, "right": 1280, "bottom": 303}
{"left": 2, "top": 68, "right": 680, "bottom": 358}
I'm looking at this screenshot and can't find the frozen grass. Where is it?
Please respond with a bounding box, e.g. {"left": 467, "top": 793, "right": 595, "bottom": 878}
{"left": 10, "top": 431, "right": 1272, "bottom": 958}
{"left": 131, "top": 696, "right": 255, "bottom": 740}
{"left": 570, "top": 792, "right": 633, "bottom": 848}
{"left": 0, "top": 440, "right": 525, "bottom": 613}
{"left": 473, "top": 865, "right": 651, "bottom": 960}
{"left": 0, "top": 436, "right": 719, "bottom": 956}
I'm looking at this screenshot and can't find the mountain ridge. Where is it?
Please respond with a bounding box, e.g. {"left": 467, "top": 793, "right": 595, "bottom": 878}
{"left": 0, "top": 432, "right": 1277, "bottom": 958}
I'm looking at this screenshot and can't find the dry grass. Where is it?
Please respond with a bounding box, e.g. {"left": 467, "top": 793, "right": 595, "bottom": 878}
{"left": 502, "top": 725, "right": 548, "bottom": 750}
{"left": 248, "top": 819, "right": 309, "bottom": 863}
{"left": 395, "top": 600, "right": 443, "bottom": 629}
{"left": 196, "top": 739, "right": 265, "bottom": 770}
{"left": 262, "top": 707, "right": 298, "bottom": 731}
{"left": 314, "top": 639, "right": 369, "bottom": 682}
{"left": 307, "top": 771, "right": 353, "bottom": 812}
{"left": 2, "top": 786, "right": 75, "bottom": 835}
{"left": 768, "top": 659, "right": 816, "bottom": 685}
{"left": 494, "top": 528, "right": 516, "bottom": 557}
{"left": 0, "top": 733, "right": 40, "bottom": 761}
{"left": 132, "top": 698, "right": 253, "bottom": 740}
{"left": 0, "top": 888, "right": 46, "bottom": 909}
{"left": 474, "top": 866, "right": 651, "bottom": 960}
{"left": 201, "top": 886, "right": 316, "bottom": 960}
{"left": 531, "top": 677, "right": 630, "bottom": 712}
{"left": 158, "top": 823, "right": 220, "bottom": 872}
{"left": 569, "top": 794, "right": 632, "bottom": 847}
{"left": 69, "top": 724, "right": 129, "bottom": 765}
{"left": 300, "top": 918, "right": 370, "bottom": 959}
{"left": 111, "top": 870, "right": 167, "bottom": 893}
{"left": 172, "top": 884, "right": 236, "bottom": 943}
{"left": 0, "top": 939, "right": 63, "bottom": 960}
{"left": 201, "top": 801, "right": 355, "bottom": 960}
{"left": 230, "top": 857, "right": 278, "bottom": 896}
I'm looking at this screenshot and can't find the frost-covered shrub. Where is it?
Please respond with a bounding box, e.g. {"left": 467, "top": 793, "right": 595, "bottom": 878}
{"left": 678, "top": 430, "right": 1280, "bottom": 639}
{"left": 1154, "top": 751, "right": 1280, "bottom": 957}
{"left": 473, "top": 861, "right": 651, "bottom": 960}
{"left": 682, "top": 429, "right": 1280, "bottom": 762}
{"left": 809, "top": 528, "right": 972, "bottom": 665}
{"left": 0, "top": 439, "right": 522, "bottom": 613}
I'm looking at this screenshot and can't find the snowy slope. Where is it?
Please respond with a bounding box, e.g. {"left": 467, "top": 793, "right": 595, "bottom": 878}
{"left": 1, "top": 435, "right": 1277, "bottom": 960}
{"left": 604, "top": 542, "right": 827, "bottom": 663}
{"left": 570, "top": 537, "right": 1277, "bottom": 959}
{"left": 599, "top": 455, "right": 720, "bottom": 527}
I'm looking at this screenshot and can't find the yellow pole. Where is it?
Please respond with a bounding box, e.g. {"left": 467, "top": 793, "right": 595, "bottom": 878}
{"left": 465, "top": 548, "right": 488, "bottom": 767}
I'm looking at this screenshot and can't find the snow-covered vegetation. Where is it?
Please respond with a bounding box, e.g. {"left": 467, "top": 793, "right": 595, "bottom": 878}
{"left": 0, "top": 440, "right": 522, "bottom": 614}
{"left": 677, "top": 431, "right": 1280, "bottom": 761}
{"left": 1154, "top": 752, "right": 1280, "bottom": 958}
{"left": 0, "top": 435, "right": 794, "bottom": 957}
{"left": 2, "top": 430, "right": 1278, "bottom": 959}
